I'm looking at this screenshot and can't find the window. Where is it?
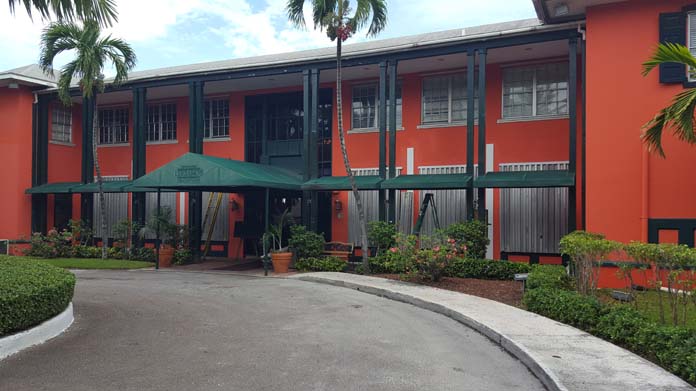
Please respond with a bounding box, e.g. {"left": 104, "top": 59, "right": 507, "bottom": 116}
{"left": 422, "top": 73, "right": 477, "bottom": 125}
{"left": 688, "top": 12, "right": 696, "bottom": 80}
{"left": 97, "top": 107, "right": 129, "bottom": 145}
{"left": 502, "top": 63, "right": 568, "bottom": 119}
{"left": 204, "top": 98, "right": 229, "bottom": 139}
{"left": 51, "top": 106, "right": 72, "bottom": 143}
{"left": 146, "top": 103, "right": 177, "bottom": 142}
{"left": 351, "top": 82, "right": 402, "bottom": 130}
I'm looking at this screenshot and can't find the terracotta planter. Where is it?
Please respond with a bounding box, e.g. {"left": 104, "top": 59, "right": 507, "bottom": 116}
{"left": 271, "top": 252, "right": 293, "bottom": 273}
{"left": 158, "top": 246, "right": 174, "bottom": 268}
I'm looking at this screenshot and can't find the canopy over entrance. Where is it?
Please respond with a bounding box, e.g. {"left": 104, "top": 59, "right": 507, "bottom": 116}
{"left": 301, "top": 175, "right": 382, "bottom": 191}
{"left": 380, "top": 174, "right": 472, "bottom": 190}
{"left": 473, "top": 170, "right": 575, "bottom": 188}
{"left": 131, "top": 152, "right": 304, "bottom": 192}
{"left": 25, "top": 182, "right": 80, "bottom": 194}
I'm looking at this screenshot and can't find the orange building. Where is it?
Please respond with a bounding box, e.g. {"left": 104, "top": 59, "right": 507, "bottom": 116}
{"left": 2, "top": 0, "right": 695, "bottom": 278}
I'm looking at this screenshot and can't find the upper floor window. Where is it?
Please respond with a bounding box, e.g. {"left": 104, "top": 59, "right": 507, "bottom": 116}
{"left": 422, "top": 73, "right": 477, "bottom": 125}
{"left": 502, "top": 63, "right": 568, "bottom": 119}
{"left": 204, "top": 98, "right": 229, "bottom": 139}
{"left": 688, "top": 12, "right": 696, "bottom": 80}
{"left": 97, "top": 107, "right": 129, "bottom": 145}
{"left": 351, "top": 82, "right": 402, "bottom": 130}
{"left": 146, "top": 103, "right": 177, "bottom": 142}
{"left": 51, "top": 106, "right": 72, "bottom": 143}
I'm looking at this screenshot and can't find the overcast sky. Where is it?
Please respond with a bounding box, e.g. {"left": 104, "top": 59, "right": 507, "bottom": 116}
{"left": 0, "top": 0, "right": 536, "bottom": 74}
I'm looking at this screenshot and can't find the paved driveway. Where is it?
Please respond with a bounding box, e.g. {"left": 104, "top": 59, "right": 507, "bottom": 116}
{"left": 0, "top": 270, "right": 544, "bottom": 391}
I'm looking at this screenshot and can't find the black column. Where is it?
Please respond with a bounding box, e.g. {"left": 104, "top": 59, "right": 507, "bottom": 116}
{"left": 466, "top": 50, "right": 476, "bottom": 221}
{"left": 132, "top": 87, "right": 147, "bottom": 236}
{"left": 80, "top": 95, "right": 95, "bottom": 225}
{"left": 188, "top": 81, "right": 204, "bottom": 256}
{"left": 387, "top": 59, "right": 398, "bottom": 223}
{"left": 378, "top": 61, "right": 387, "bottom": 222}
{"left": 309, "top": 69, "right": 320, "bottom": 231}
{"left": 31, "top": 95, "right": 50, "bottom": 234}
{"left": 302, "top": 70, "right": 312, "bottom": 228}
{"left": 477, "top": 49, "right": 487, "bottom": 221}
{"left": 568, "top": 37, "right": 578, "bottom": 232}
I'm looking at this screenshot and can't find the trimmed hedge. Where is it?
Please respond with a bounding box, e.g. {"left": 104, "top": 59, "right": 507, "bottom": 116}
{"left": 523, "top": 265, "right": 696, "bottom": 385}
{"left": 526, "top": 264, "right": 573, "bottom": 290}
{"left": 0, "top": 257, "right": 76, "bottom": 336}
{"left": 444, "top": 258, "right": 531, "bottom": 280}
{"left": 295, "top": 256, "right": 347, "bottom": 272}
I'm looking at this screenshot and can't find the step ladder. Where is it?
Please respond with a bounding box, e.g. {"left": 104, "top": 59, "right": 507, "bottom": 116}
{"left": 413, "top": 193, "right": 440, "bottom": 236}
{"left": 201, "top": 193, "right": 224, "bottom": 258}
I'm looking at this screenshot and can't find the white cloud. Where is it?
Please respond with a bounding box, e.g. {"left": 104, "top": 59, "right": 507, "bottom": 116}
{"left": 0, "top": 0, "right": 537, "bottom": 72}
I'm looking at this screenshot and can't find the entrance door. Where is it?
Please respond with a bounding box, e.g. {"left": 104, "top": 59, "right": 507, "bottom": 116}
{"left": 54, "top": 194, "right": 72, "bottom": 231}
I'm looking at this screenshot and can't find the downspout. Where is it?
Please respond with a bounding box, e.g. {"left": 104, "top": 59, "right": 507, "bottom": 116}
{"left": 641, "top": 147, "right": 649, "bottom": 242}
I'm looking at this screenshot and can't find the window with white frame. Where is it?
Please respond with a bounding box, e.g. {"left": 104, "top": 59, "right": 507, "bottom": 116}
{"left": 146, "top": 103, "right": 177, "bottom": 142}
{"left": 204, "top": 98, "right": 229, "bottom": 139}
{"left": 351, "top": 82, "right": 402, "bottom": 130}
{"left": 502, "top": 63, "right": 568, "bottom": 119}
{"left": 97, "top": 107, "right": 129, "bottom": 145}
{"left": 688, "top": 12, "right": 696, "bottom": 80}
{"left": 422, "top": 73, "right": 477, "bottom": 125}
{"left": 51, "top": 106, "right": 72, "bottom": 143}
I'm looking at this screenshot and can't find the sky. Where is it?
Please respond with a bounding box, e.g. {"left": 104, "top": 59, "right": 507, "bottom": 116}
{"left": 0, "top": 0, "right": 537, "bottom": 74}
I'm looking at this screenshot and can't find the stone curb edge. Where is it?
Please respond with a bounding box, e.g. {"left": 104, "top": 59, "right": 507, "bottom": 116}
{"left": 294, "top": 275, "right": 568, "bottom": 391}
{"left": 0, "top": 303, "right": 74, "bottom": 360}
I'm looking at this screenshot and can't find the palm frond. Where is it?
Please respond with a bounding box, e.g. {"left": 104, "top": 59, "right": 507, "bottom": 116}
{"left": 642, "top": 42, "right": 696, "bottom": 76}
{"left": 56, "top": 59, "right": 78, "bottom": 105}
{"left": 286, "top": 0, "right": 307, "bottom": 28}
{"left": 642, "top": 88, "right": 696, "bottom": 157}
{"left": 8, "top": 0, "right": 118, "bottom": 27}
{"left": 351, "top": 0, "right": 387, "bottom": 37}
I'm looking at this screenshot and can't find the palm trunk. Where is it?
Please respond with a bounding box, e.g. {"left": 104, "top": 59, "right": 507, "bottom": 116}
{"left": 335, "top": 38, "right": 370, "bottom": 271}
{"left": 92, "top": 94, "right": 107, "bottom": 260}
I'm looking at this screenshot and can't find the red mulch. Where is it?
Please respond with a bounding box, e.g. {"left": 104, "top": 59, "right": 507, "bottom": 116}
{"left": 375, "top": 274, "right": 525, "bottom": 307}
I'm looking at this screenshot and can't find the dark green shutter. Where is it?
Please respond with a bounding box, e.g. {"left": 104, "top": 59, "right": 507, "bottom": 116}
{"left": 659, "top": 12, "right": 687, "bottom": 84}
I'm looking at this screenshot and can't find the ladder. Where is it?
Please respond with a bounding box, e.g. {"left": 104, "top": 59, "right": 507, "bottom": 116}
{"left": 413, "top": 193, "right": 440, "bottom": 236}
{"left": 201, "top": 193, "right": 224, "bottom": 258}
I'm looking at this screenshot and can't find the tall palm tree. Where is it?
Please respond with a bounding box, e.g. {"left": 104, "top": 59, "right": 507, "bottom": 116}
{"left": 40, "top": 20, "right": 136, "bottom": 259}
{"left": 286, "top": 0, "right": 387, "bottom": 270}
{"left": 8, "top": 0, "right": 117, "bottom": 27}
{"left": 642, "top": 42, "right": 696, "bottom": 157}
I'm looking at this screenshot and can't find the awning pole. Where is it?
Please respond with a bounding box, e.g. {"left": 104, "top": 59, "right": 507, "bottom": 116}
{"left": 155, "top": 189, "right": 161, "bottom": 270}
{"left": 263, "top": 188, "right": 270, "bottom": 276}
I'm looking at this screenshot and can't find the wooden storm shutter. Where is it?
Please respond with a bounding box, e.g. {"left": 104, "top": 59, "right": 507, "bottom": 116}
{"left": 659, "top": 12, "right": 687, "bottom": 84}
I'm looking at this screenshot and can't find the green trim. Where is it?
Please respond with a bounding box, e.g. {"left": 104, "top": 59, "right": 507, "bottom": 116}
{"left": 26, "top": 182, "right": 80, "bottom": 194}
{"left": 474, "top": 170, "right": 575, "bottom": 188}
{"left": 381, "top": 174, "right": 472, "bottom": 190}
{"left": 301, "top": 176, "right": 382, "bottom": 191}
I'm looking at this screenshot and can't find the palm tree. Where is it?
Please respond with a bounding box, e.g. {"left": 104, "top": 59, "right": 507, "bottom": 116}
{"left": 40, "top": 20, "right": 136, "bottom": 259}
{"left": 286, "top": 0, "right": 387, "bottom": 270}
{"left": 8, "top": 0, "right": 117, "bottom": 27}
{"left": 642, "top": 43, "right": 696, "bottom": 157}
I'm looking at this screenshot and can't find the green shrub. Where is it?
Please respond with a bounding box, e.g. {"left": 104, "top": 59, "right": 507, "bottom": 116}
{"left": 443, "top": 220, "right": 489, "bottom": 260}
{"left": 71, "top": 245, "right": 101, "bottom": 258}
{"left": 444, "top": 258, "right": 531, "bottom": 280}
{"left": 560, "top": 230, "right": 621, "bottom": 295}
{"left": 295, "top": 256, "right": 346, "bottom": 272}
{"left": 523, "top": 288, "right": 604, "bottom": 331}
{"left": 288, "top": 225, "right": 324, "bottom": 260}
{"left": 132, "top": 247, "right": 155, "bottom": 262}
{"left": 173, "top": 248, "right": 193, "bottom": 265}
{"left": 526, "top": 265, "right": 573, "bottom": 290}
{"left": 0, "top": 257, "right": 76, "bottom": 336}
{"left": 367, "top": 221, "right": 397, "bottom": 255}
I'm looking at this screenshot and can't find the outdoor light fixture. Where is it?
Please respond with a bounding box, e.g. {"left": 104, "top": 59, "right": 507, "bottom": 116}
{"left": 554, "top": 2, "right": 570, "bottom": 17}
{"left": 334, "top": 199, "right": 343, "bottom": 211}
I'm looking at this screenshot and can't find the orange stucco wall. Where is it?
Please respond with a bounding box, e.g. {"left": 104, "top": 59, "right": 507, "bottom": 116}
{"left": 0, "top": 87, "right": 34, "bottom": 240}
{"left": 586, "top": 0, "right": 696, "bottom": 244}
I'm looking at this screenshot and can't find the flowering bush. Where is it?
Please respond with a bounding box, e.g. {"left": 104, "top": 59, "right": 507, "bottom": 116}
{"left": 26, "top": 228, "right": 74, "bottom": 258}
{"left": 411, "top": 238, "right": 463, "bottom": 281}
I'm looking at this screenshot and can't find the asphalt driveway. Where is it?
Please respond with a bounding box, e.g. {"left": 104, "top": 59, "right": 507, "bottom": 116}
{"left": 0, "top": 270, "right": 544, "bottom": 391}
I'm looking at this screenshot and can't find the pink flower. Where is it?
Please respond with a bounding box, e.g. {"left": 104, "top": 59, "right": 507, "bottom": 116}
{"left": 447, "top": 238, "right": 455, "bottom": 243}
{"left": 389, "top": 247, "right": 398, "bottom": 253}
{"left": 433, "top": 246, "right": 440, "bottom": 252}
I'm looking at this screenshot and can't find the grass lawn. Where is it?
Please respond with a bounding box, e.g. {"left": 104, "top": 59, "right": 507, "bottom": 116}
{"left": 26, "top": 258, "right": 154, "bottom": 270}
{"left": 602, "top": 290, "right": 696, "bottom": 329}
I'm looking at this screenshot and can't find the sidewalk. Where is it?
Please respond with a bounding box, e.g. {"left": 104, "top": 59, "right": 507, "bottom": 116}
{"left": 290, "top": 272, "right": 694, "bottom": 391}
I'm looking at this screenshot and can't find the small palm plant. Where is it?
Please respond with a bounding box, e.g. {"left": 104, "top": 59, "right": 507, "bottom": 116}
{"left": 286, "top": 0, "right": 388, "bottom": 271}
{"left": 642, "top": 43, "right": 696, "bottom": 156}
{"left": 40, "top": 19, "right": 136, "bottom": 259}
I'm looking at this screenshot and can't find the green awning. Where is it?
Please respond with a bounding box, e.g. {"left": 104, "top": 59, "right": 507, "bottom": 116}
{"left": 301, "top": 176, "right": 382, "bottom": 191}
{"left": 25, "top": 182, "right": 80, "bottom": 194}
{"left": 380, "top": 174, "right": 473, "bottom": 190}
{"left": 71, "top": 181, "right": 134, "bottom": 193}
{"left": 473, "top": 170, "right": 575, "bottom": 188}
{"left": 131, "top": 152, "right": 304, "bottom": 191}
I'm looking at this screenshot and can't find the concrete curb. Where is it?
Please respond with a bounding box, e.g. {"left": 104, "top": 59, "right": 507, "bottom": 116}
{"left": 0, "top": 303, "right": 74, "bottom": 360}
{"left": 291, "top": 273, "right": 694, "bottom": 391}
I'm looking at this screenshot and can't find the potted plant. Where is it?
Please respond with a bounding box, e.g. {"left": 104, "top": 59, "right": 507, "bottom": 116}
{"left": 140, "top": 207, "right": 177, "bottom": 267}
{"left": 262, "top": 209, "right": 293, "bottom": 273}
